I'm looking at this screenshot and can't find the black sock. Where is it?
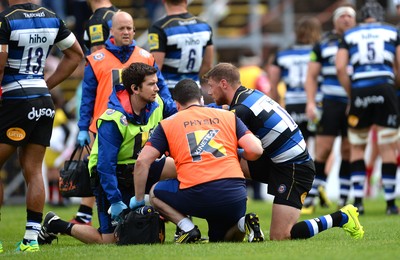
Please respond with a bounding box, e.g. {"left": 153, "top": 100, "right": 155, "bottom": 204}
{"left": 27, "top": 209, "right": 42, "bottom": 224}
{"left": 387, "top": 199, "right": 395, "bottom": 208}
{"left": 354, "top": 197, "right": 363, "bottom": 205}
{"left": 381, "top": 163, "right": 397, "bottom": 207}
{"left": 75, "top": 204, "right": 93, "bottom": 223}
{"left": 351, "top": 160, "right": 366, "bottom": 205}
{"left": 290, "top": 211, "right": 343, "bottom": 239}
{"left": 338, "top": 160, "right": 351, "bottom": 206}
{"left": 78, "top": 204, "right": 93, "bottom": 215}
{"left": 49, "top": 218, "right": 74, "bottom": 235}
{"left": 314, "top": 161, "right": 326, "bottom": 181}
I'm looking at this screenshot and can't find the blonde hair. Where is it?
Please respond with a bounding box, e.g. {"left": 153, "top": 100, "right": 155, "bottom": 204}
{"left": 295, "top": 16, "right": 321, "bottom": 45}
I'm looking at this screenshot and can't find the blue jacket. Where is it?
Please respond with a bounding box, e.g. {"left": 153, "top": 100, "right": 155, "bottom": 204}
{"left": 78, "top": 37, "right": 176, "bottom": 131}
{"left": 95, "top": 83, "right": 176, "bottom": 204}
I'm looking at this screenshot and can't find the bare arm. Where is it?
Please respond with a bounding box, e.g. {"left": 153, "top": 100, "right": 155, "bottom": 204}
{"left": 336, "top": 48, "right": 351, "bottom": 98}
{"left": 199, "top": 45, "right": 214, "bottom": 79}
{"left": 394, "top": 45, "right": 400, "bottom": 87}
{"left": 90, "top": 44, "right": 105, "bottom": 53}
{"left": 152, "top": 51, "right": 165, "bottom": 71}
{"left": 134, "top": 145, "right": 161, "bottom": 202}
{"left": 0, "top": 46, "right": 8, "bottom": 83}
{"left": 266, "top": 64, "right": 282, "bottom": 103}
{"left": 46, "top": 40, "right": 84, "bottom": 90}
{"left": 305, "top": 61, "right": 321, "bottom": 120}
{"left": 238, "top": 133, "right": 263, "bottom": 161}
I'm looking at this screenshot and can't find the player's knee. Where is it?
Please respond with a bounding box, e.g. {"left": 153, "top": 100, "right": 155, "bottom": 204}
{"left": 269, "top": 226, "right": 291, "bottom": 240}
{"left": 347, "top": 129, "right": 369, "bottom": 145}
{"left": 270, "top": 231, "right": 291, "bottom": 241}
{"left": 316, "top": 148, "right": 332, "bottom": 162}
{"left": 377, "top": 127, "right": 399, "bottom": 145}
{"left": 340, "top": 138, "right": 351, "bottom": 159}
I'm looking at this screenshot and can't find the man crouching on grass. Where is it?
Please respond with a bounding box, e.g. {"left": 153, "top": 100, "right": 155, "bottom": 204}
{"left": 129, "top": 79, "right": 265, "bottom": 243}
{"left": 36, "top": 62, "right": 177, "bottom": 244}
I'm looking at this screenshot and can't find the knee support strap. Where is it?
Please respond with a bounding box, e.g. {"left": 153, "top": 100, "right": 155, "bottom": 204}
{"left": 377, "top": 127, "right": 399, "bottom": 145}
{"left": 347, "top": 129, "right": 369, "bottom": 145}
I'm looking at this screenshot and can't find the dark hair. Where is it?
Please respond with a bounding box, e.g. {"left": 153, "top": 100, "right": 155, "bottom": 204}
{"left": 173, "top": 79, "right": 202, "bottom": 105}
{"left": 203, "top": 63, "right": 241, "bottom": 87}
{"left": 165, "top": 0, "right": 185, "bottom": 5}
{"left": 360, "top": 0, "right": 384, "bottom": 22}
{"left": 122, "top": 62, "right": 157, "bottom": 94}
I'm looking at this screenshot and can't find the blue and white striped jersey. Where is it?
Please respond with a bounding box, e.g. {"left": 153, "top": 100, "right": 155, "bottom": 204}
{"left": 148, "top": 12, "right": 213, "bottom": 89}
{"left": 339, "top": 22, "right": 400, "bottom": 88}
{"left": 0, "top": 3, "right": 74, "bottom": 98}
{"left": 231, "top": 86, "right": 310, "bottom": 164}
{"left": 311, "top": 31, "right": 348, "bottom": 103}
{"left": 273, "top": 44, "right": 322, "bottom": 105}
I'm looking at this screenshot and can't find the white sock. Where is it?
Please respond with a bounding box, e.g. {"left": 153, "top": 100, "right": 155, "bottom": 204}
{"left": 24, "top": 222, "right": 41, "bottom": 241}
{"left": 177, "top": 217, "right": 195, "bottom": 232}
{"left": 76, "top": 212, "right": 92, "bottom": 223}
{"left": 237, "top": 216, "right": 245, "bottom": 233}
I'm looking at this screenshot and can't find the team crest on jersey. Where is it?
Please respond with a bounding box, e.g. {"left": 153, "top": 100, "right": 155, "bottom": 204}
{"left": 106, "top": 109, "right": 115, "bottom": 115}
{"left": 278, "top": 184, "right": 286, "bottom": 193}
{"left": 93, "top": 52, "right": 105, "bottom": 61}
{"left": 6, "top": 127, "right": 26, "bottom": 141}
{"left": 139, "top": 49, "right": 151, "bottom": 58}
{"left": 148, "top": 33, "right": 159, "bottom": 50}
{"left": 120, "top": 115, "right": 128, "bottom": 126}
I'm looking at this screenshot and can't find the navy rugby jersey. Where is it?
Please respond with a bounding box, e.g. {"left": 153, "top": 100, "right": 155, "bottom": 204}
{"left": 311, "top": 31, "right": 348, "bottom": 103}
{"left": 339, "top": 22, "right": 400, "bottom": 88}
{"left": 83, "top": 5, "right": 119, "bottom": 52}
{"left": 148, "top": 12, "right": 213, "bottom": 89}
{"left": 0, "top": 3, "right": 73, "bottom": 98}
{"left": 230, "top": 86, "right": 310, "bottom": 164}
{"left": 273, "top": 44, "right": 322, "bottom": 105}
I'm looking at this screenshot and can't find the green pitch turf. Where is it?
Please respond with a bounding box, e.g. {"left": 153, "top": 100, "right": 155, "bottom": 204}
{"left": 0, "top": 198, "right": 399, "bottom": 259}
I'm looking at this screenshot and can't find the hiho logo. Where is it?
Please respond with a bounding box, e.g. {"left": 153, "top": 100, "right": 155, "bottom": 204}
{"left": 27, "top": 107, "right": 55, "bottom": 121}
{"left": 185, "top": 38, "right": 200, "bottom": 46}
{"left": 6, "top": 127, "right": 26, "bottom": 141}
{"left": 29, "top": 34, "right": 47, "bottom": 44}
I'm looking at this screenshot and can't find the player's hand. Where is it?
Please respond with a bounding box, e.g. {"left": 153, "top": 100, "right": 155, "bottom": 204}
{"left": 77, "top": 130, "right": 90, "bottom": 146}
{"left": 129, "top": 196, "right": 145, "bottom": 210}
{"left": 108, "top": 201, "right": 128, "bottom": 221}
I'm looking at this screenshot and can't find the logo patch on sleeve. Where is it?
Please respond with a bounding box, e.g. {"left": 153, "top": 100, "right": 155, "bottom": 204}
{"left": 148, "top": 33, "right": 159, "bottom": 50}
{"left": 89, "top": 24, "right": 104, "bottom": 43}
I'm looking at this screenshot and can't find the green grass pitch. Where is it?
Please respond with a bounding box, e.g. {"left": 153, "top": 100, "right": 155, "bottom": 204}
{"left": 0, "top": 198, "right": 399, "bottom": 259}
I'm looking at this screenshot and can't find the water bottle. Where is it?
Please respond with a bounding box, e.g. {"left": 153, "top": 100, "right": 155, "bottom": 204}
{"left": 135, "top": 205, "right": 154, "bottom": 215}
{"left": 307, "top": 107, "right": 322, "bottom": 132}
